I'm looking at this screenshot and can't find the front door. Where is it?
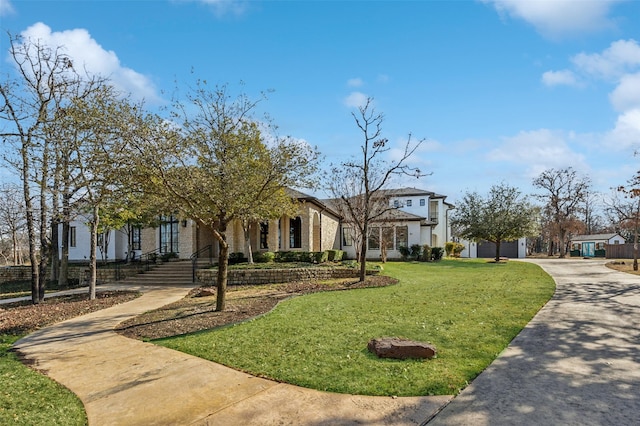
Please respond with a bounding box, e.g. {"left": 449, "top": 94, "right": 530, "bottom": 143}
{"left": 582, "top": 242, "right": 595, "bottom": 257}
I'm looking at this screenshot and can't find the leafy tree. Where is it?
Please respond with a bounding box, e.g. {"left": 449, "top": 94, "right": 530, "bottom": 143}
{"left": 533, "top": 167, "right": 591, "bottom": 258}
{"left": 452, "top": 182, "right": 537, "bottom": 262}
{"left": 327, "top": 98, "right": 426, "bottom": 281}
{"left": 134, "top": 81, "right": 319, "bottom": 311}
{"left": 62, "top": 84, "right": 144, "bottom": 298}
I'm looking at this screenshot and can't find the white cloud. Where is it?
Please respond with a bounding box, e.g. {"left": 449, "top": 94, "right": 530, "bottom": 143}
{"left": 572, "top": 39, "right": 640, "bottom": 80}
{"left": 0, "top": 0, "right": 14, "bottom": 16}
{"left": 487, "top": 129, "right": 588, "bottom": 177}
{"left": 542, "top": 69, "right": 580, "bottom": 87}
{"left": 481, "top": 0, "right": 624, "bottom": 38}
{"left": 609, "top": 72, "right": 640, "bottom": 112}
{"left": 17, "top": 22, "right": 160, "bottom": 103}
{"left": 343, "top": 91, "right": 369, "bottom": 108}
{"left": 347, "top": 78, "right": 364, "bottom": 88}
{"left": 604, "top": 109, "right": 640, "bottom": 150}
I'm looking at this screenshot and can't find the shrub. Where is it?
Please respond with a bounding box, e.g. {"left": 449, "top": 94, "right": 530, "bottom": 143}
{"left": 254, "top": 252, "right": 275, "bottom": 263}
{"left": 410, "top": 244, "right": 422, "bottom": 259}
{"left": 445, "top": 242, "right": 456, "bottom": 257}
{"left": 314, "top": 251, "right": 329, "bottom": 264}
{"left": 275, "top": 251, "right": 315, "bottom": 263}
{"left": 398, "top": 246, "right": 410, "bottom": 260}
{"left": 229, "top": 252, "right": 248, "bottom": 265}
{"left": 160, "top": 252, "right": 178, "bottom": 262}
{"left": 300, "top": 252, "right": 315, "bottom": 263}
{"left": 342, "top": 260, "right": 359, "bottom": 268}
{"left": 445, "top": 241, "right": 466, "bottom": 258}
{"left": 327, "top": 249, "right": 344, "bottom": 262}
{"left": 420, "top": 245, "right": 432, "bottom": 262}
{"left": 431, "top": 247, "right": 444, "bottom": 261}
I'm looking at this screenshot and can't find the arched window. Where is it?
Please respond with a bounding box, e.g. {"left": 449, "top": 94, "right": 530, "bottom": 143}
{"left": 290, "top": 217, "right": 302, "bottom": 249}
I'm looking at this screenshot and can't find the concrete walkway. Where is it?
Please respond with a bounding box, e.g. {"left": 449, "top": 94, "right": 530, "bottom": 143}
{"left": 428, "top": 258, "right": 640, "bottom": 425}
{"left": 12, "top": 284, "right": 449, "bottom": 425}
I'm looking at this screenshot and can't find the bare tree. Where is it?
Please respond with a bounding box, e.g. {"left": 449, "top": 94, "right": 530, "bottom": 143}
{"left": 532, "top": 167, "right": 591, "bottom": 258}
{"left": 0, "top": 183, "right": 27, "bottom": 265}
{"left": 327, "top": 98, "right": 426, "bottom": 281}
{"left": 0, "top": 33, "right": 82, "bottom": 302}
{"left": 608, "top": 175, "right": 640, "bottom": 270}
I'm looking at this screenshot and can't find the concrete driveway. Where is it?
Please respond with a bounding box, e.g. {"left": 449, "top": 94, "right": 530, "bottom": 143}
{"left": 427, "top": 258, "right": 640, "bottom": 425}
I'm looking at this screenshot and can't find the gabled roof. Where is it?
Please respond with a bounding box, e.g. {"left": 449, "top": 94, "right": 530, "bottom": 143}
{"left": 286, "top": 188, "right": 341, "bottom": 218}
{"left": 571, "top": 233, "right": 624, "bottom": 242}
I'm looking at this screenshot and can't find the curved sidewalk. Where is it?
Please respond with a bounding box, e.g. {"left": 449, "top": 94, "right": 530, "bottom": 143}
{"left": 428, "top": 258, "right": 640, "bottom": 425}
{"left": 12, "top": 284, "right": 449, "bottom": 425}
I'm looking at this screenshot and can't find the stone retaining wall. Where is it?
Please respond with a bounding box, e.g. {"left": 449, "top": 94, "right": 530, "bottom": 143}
{"left": 196, "top": 267, "right": 378, "bottom": 286}
{"left": 1, "top": 264, "right": 145, "bottom": 285}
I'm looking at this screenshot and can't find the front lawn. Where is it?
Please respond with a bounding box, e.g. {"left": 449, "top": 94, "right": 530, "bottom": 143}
{"left": 156, "top": 259, "right": 555, "bottom": 396}
{"left": 0, "top": 335, "right": 86, "bottom": 425}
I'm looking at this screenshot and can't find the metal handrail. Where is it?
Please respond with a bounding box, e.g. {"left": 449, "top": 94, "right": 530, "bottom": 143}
{"left": 141, "top": 248, "right": 162, "bottom": 271}
{"left": 190, "top": 245, "right": 213, "bottom": 283}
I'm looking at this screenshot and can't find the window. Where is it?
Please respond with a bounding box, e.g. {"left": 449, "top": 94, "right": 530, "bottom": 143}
{"left": 382, "top": 227, "right": 394, "bottom": 250}
{"left": 290, "top": 217, "right": 302, "bottom": 248}
{"left": 159, "top": 215, "right": 179, "bottom": 253}
{"left": 393, "top": 200, "right": 400, "bottom": 208}
{"left": 430, "top": 200, "right": 439, "bottom": 222}
{"left": 368, "top": 226, "right": 380, "bottom": 250}
{"left": 260, "top": 222, "right": 269, "bottom": 249}
{"left": 406, "top": 200, "right": 412, "bottom": 207}
{"left": 70, "top": 226, "right": 77, "bottom": 248}
{"left": 342, "top": 227, "right": 353, "bottom": 246}
{"left": 396, "top": 226, "right": 408, "bottom": 249}
{"left": 131, "top": 227, "right": 141, "bottom": 250}
{"left": 420, "top": 199, "right": 425, "bottom": 206}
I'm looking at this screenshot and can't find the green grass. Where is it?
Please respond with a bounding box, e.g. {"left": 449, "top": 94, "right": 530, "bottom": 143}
{"left": 156, "top": 259, "right": 555, "bottom": 396}
{"left": 0, "top": 335, "right": 87, "bottom": 425}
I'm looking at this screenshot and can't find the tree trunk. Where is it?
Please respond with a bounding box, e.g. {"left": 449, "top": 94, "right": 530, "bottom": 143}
{"left": 216, "top": 233, "right": 229, "bottom": 312}
{"left": 358, "top": 223, "right": 368, "bottom": 282}
{"left": 494, "top": 240, "right": 501, "bottom": 262}
{"left": 558, "top": 230, "right": 567, "bottom": 258}
{"left": 243, "top": 220, "right": 254, "bottom": 264}
{"left": 634, "top": 218, "right": 638, "bottom": 271}
{"left": 21, "top": 143, "right": 40, "bottom": 303}
{"left": 11, "top": 229, "right": 19, "bottom": 265}
{"left": 50, "top": 218, "right": 59, "bottom": 281}
{"left": 59, "top": 220, "right": 70, "bottom": 288}
{"left": 88, "top": 205, "right": 99, "bottom": 300}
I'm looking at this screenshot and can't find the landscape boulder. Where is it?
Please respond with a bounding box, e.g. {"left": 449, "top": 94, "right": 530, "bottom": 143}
{"left": 367, "top": 337, "right": 437, "bottom": 360}
{"left": 194, "top": 287, "right": 216, "bottom": 297}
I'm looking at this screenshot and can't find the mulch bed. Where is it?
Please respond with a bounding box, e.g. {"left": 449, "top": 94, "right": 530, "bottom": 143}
{"left": 115, "top": 275, "right": 397, "bottom": 340}
{"left": 1, "top": 276, "right": 396, "bottom": 341}
{"left": 0, "top": 291, "right": 141, "bottom": 335}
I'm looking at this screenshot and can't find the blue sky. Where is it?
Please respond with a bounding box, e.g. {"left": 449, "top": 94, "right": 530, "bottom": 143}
{"left": 2, "top": 0, "right": 640, "bottom": 205}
